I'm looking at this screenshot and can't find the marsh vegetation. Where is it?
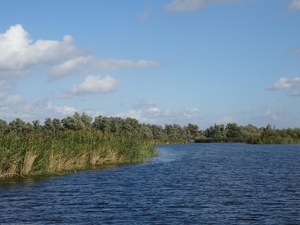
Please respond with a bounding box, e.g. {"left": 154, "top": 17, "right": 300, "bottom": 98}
{"left": 1, "top": 112, "right": 299, "bottom": 179}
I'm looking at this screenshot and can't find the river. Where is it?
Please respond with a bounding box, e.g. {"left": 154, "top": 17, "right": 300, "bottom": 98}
{"left": 1, "top": 143, "right": 300, "bottom": 224}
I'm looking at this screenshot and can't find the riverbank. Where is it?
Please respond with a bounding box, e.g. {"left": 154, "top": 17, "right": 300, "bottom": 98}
{"left": 0, "top": 130, "right": 158, "bottom": 179}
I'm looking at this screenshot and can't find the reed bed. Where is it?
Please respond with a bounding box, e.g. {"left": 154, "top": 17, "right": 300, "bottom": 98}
{"left": 0, "top": 130, "right": 157, "bottom": 179}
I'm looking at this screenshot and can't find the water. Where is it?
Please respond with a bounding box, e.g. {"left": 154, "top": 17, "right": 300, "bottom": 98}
{"left": 1, "top": 143, "right": 300, "bottom": 224}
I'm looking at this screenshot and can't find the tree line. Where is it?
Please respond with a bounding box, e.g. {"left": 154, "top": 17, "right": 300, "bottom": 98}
{"left": 0, "top": 112, "right": 198, "bottom": 143}
{"left": 196, "top": 123, "right": 300, "bottom": 144}
{"left": 0, "top": 112, "right": 299, "bottom": 144}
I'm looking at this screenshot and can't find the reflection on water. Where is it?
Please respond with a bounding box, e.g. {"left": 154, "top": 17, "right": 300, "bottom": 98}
{"left": 1, "top": 143, "right": 300, "bottom": 224}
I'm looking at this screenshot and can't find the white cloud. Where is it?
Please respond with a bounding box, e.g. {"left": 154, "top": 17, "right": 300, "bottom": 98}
{"left": 49, "top": 56, "right": 94, "bottom": 80}
{"left": 45, "top": 102, "right": 77, "bottom": 115}
{"left": 216, "top": 116, "right": 234, "bottom": 124}
{"left": 131, "top": 99, "right": 158, "bottom": 109}
{"left": 0, "top": 93, "right": 198, "bottom": 126}
{"left": 115, "top": 109, "right": 144, "bottom": 121}
{"left": 115, "top": 101, "right": 198, "bottom": 125}
{"left": 263, "top": 109, "right": 280, "bottom": 121}
{"left": 0, "top": 93, "right": 23, "bottom": 106}
{"left": 252, "top": 107, "right": 291, "bottom": 126}
{"left": 0, "top": 24, "right": 162, "bottom": 80}
{"left": 155, "top": 107, "right": 198, "bottom": 121}
{"left": 69, "top": 75, "right": 122, "bottom": 95}
{"left": 288, "top": 90, "right": 300, "bottom": 96}
{"left": 164, "top": 0, "right": 235, "bottom": 12}
{"left": 94, "top": 59, "right": 161, "bottom": 71}
{"left": 0, "top": 93, "right": 79, "bottom": 121}
{"left": 0, "top": 80, "right": 15, "bottom": 90}
{"left": 288, "top": 0, "right": 300, "bottom": 12}
{"left": 266, "top": 77, "right": 300, "bottom": 90}
{"left": 49, "top": 58, "right": 161, "bottom": 80}
{"left": 0, "top": 24, "right": 79, "bottom": 78}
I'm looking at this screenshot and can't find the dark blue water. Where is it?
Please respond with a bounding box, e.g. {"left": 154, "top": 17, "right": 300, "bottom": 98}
{"left": 1, "top": 143, "right": 300, "bottom": 224}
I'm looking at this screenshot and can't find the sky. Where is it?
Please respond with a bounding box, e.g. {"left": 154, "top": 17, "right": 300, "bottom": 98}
{"left": 0, "top": 0, "right": 300, "bottom": 129}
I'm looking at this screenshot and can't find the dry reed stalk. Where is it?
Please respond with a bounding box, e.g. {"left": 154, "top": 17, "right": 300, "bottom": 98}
{"left": 63, "top": 154, "right": 88, "bottom": 171}
{"left": 101, "top": 149, "right": 119, "bottom": 164}
{"left": 8, "top": 163, "right": 18, "bottom": 177}
{"left": 22, "top": 153, "right": 37, "bottom": 175}
{"left": 48, "top": 156, "right": 62, "bottom": 172}
{"left": 89, "top": 152, "right": 100, "bottom": 166}
{"left": 0, "top": 160, "right": 20, "bottom": 178}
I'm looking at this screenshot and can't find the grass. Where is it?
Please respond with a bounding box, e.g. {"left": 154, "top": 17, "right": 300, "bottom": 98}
{"left": 0, "top": 130, "right": 158, "bottom": 179}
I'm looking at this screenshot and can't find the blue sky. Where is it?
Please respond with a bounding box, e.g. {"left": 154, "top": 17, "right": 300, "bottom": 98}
{"left": 0, "top": 0, "right": 300, "bottom": 129}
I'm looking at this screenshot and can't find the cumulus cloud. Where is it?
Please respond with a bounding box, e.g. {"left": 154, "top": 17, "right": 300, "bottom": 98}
{"left": 266, "top": 77, "right": 300, "bottom": 90}
{"left": 115, "top": 109, "right": 145, "bottom": 122}
{"left": 288, "top": 0, "right": 300, "bottom": 12}
{"left": 69, "top": 75, "right": 122, "bottom": 95}
{"left": 164, "top": 0, "right": 235, "bottom": 12}
{"left": 49, "top": 56, "right": 94, "bottom": 80}
{"left": 0, "top": 24, "right": 162, "bottom": 80}
{"left": 44, "top": 102, "right": 77, "bottom": 115}
{"left": 115, "top": 101, "right": 198, "bottom": 125}
{"left": 0, "top": 24, "right": 79, "bottom": 78}
{"left": 0, "top": 92, "right": 79, "bottom": 121}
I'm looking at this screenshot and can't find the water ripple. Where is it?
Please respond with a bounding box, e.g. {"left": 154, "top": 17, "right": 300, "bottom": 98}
{"left": 1, "top": 143, "right": 300, "bottom": 224}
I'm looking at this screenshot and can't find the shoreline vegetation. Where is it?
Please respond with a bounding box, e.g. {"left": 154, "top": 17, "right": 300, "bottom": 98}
{"left": 0, "top": 113, "right": 187, "bottom": 180}
{"left": 1, "top": 112, "right": 300, "bottom": 179}
{"left": 195, "top": 123, "right": 300, "bottom": 144}
{"left": 0, "top": 131, "right": 158, "bottom": 179}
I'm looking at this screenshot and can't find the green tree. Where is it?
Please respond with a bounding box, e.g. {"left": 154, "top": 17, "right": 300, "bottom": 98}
{"left": 93, "top": 115, "right": 111, "bottom": 133}
{"left": 52, "top": 118, "right": 63, "bottom": 131}
{"left": 139, "top": 124, "right": 153, "bottom": 139}
{"left": 0, "top": 119, "right": 8, "bottom": 134}
{"left": 226, "top": 123, "right": 242, "bottom": 139}
{"left": 121, "top": 118, "right": 140, "bottom": 137}
{"left": 150, "top": 124, "right": 164, "bottom": 139}
{"left": 8, "top": 118, "right": 31, "bottom": 134}
{"left": 61, "top": 112, "right": 86, "bottom": 131}
{"left": 32, "top": 120, "right": 42, "bottom": 133}
{"left": 80, "top": 112, "right": 92, "bottom": 130}
{"left": 184, "top": 123, "right": 199, "bottom": 141}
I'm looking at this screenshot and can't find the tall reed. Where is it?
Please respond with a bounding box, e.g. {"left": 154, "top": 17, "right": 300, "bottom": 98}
{"left": 0, "top": 130, "right": 157, "bottom": 179}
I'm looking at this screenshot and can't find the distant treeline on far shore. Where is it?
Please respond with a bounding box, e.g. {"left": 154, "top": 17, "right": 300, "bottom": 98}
{"left": 0, "top": 112, "right": 300, "bottom": 144}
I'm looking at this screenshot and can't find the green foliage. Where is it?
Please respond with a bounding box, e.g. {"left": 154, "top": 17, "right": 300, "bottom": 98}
{"left": 0, "top": 130, "right": 157, "bottom": 179}
{"left": 184, "top": 123, "right": 199, "bottom": 141}
{"left": 0, "top": 119, "right": 8, "bottom": 134}
{"left": 1, "top": 112, "right": 300, "bottom": 180}
{"left": 226, "top": 123, "right": 242, "bottom": 139}
{"left": 198, "top": 123, "right": 300, "bottom": 144}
